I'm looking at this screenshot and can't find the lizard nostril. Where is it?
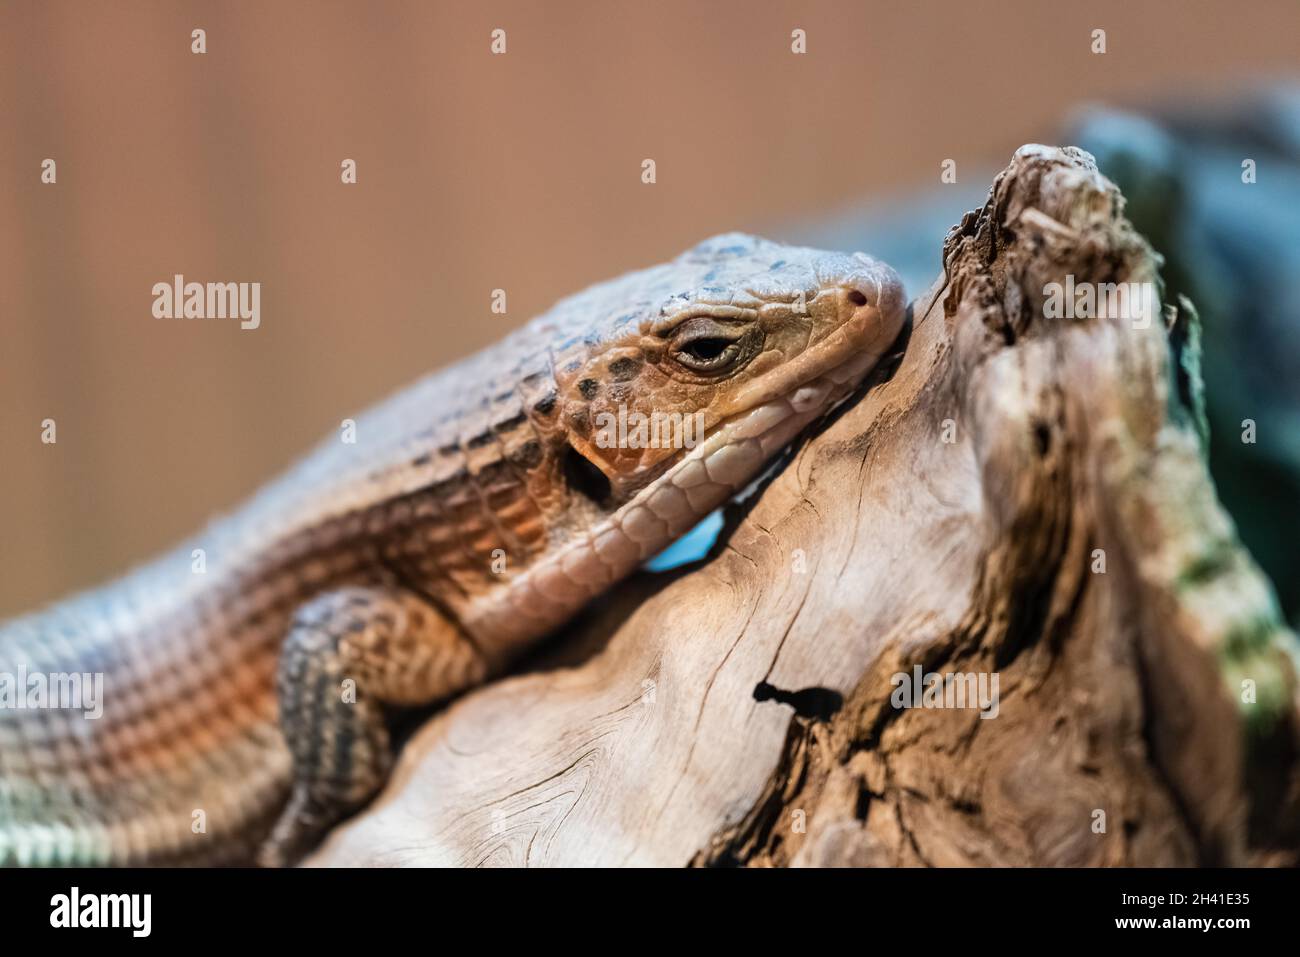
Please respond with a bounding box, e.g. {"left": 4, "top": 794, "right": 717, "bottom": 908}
{"left": 846, "top": 289, "right": 868, "bottom": 308}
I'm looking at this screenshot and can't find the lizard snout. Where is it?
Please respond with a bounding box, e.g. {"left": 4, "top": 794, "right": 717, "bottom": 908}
{"left": 830, "top": 259, "right": 908, "bottom": 353}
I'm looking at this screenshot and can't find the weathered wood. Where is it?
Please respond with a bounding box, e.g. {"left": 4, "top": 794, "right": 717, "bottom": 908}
{"left": 309, "top": 145, "right": 1300, "bottom": 867}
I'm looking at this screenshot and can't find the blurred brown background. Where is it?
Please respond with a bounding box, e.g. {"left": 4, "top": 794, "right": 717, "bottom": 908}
{"left": 1, "top": 0, "right": 1297, "bottom": 617}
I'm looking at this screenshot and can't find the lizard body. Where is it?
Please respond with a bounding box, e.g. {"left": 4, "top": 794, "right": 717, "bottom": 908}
{"left": 0, "top": 234, "right": 905, "bottom": 866}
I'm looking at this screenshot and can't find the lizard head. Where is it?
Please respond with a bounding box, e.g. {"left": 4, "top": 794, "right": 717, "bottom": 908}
{"left": 544, "top": 233, "right": 906, "bottom": 507}
{"left": 472, "top": 233, "right": 905, "bottom": 643}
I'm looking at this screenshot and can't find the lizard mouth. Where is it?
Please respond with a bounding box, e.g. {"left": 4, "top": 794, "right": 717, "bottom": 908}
{"left": 467, "top": 296, "right": 904, "bottom": 654}
{"left": 630, "top": 319, "right": 896, "bottom": 521}
{"left": 635, "top": 284, "right": 903, "bottom": 493}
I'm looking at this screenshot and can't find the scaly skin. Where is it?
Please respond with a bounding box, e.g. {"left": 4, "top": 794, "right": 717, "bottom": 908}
{"left": 0, "top": 234, "right": 905, "bottom": 866}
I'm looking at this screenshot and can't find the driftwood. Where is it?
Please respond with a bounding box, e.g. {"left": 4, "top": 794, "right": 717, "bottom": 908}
{"left": 309, "top": 146, "right": 1300, "bottom": 867}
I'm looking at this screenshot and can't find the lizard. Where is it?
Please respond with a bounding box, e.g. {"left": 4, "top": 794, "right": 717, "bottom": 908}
{"left": 0, "top": 233, "right": 906, "bottom": 867}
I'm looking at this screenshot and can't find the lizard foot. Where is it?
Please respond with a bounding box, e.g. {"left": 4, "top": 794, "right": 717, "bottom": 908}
{"left": 256, "top": 585, "right": 488, "bottom": 866}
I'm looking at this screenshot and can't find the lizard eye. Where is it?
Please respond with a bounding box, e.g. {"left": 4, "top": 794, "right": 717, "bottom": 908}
{"left": 669, "top": 317, "right": 748, "bottom": 373}
{"left": 675, "top": 337, "right": 740, "bottom": 370}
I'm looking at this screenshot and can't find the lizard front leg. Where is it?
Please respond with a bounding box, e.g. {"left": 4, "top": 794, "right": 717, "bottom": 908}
{"left": 257, "top": 585, "right": 488, "bottom": 867}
